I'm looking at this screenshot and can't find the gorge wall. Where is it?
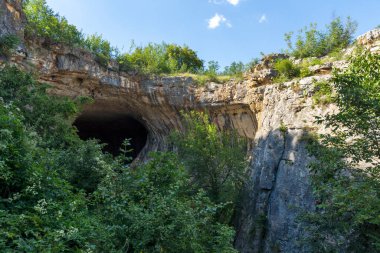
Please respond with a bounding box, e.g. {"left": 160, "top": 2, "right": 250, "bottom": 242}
{"left": 2, "top": 1, "right": 380, "bottom": 251}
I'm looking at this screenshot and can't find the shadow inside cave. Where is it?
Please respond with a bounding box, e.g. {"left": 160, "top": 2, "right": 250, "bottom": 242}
{"left": 73, "top": 112, "right": 148, "bottom": 159}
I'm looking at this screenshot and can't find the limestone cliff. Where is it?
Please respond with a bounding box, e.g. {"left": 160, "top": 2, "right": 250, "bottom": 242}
{"left": 1, "top": 1, "right": 380, "bottom": 251}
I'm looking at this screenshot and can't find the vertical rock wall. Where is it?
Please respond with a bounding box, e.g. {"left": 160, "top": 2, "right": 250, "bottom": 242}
{"left": 0, "top": 0, "right": 24, "bottom": 37}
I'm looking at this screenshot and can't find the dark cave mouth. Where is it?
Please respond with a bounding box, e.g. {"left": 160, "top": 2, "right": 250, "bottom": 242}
{"left": 73, "top": 113, "right": 148, "bottom": 159}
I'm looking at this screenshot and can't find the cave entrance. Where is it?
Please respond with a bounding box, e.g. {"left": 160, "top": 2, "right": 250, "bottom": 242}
{"left": 73, "top": 112, "right": 148, "bottom": 159}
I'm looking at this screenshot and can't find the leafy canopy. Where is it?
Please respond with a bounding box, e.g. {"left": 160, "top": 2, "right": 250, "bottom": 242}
{"left": 304, "top": 50, "right": 380, "bottom": 252}
{"left": 285, "top": 17, "right": 357, "bottom": 58}
{"left": 171, "top": 111, "right": 248, "bottom": 223}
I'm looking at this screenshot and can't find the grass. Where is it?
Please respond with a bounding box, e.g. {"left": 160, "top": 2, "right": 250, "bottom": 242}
{"left": 168, "top": 73, "right": 237, "bottom": 86}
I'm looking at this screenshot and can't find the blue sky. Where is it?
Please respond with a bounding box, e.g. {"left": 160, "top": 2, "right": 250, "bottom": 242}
{"left": 46, "top": 0, "right": 380, "bottom": 68}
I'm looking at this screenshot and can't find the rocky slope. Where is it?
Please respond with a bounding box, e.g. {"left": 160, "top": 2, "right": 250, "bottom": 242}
{"left": 1, "top": 1, "right": 380, "bottom": 251}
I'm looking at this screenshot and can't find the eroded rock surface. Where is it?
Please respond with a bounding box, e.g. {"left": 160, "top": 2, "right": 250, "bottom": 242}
{"left": 0, "top": 0, "right": 24, "bottom": 37}
{"left": 2, "top": 2, "right": 380, "bottom": 251}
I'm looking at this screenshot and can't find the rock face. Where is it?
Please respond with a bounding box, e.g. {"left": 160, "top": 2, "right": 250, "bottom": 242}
{"left": 7, "top": 38, "right": 334, "bottom": 251}
{"left": 2, "top": 2, "right": 380, "bottom": 252}
{"left": 0, "top": 0, "right": 24, "bottom": 37}
{"left": 234, "top": 76, "right": 335, "bottom": 253}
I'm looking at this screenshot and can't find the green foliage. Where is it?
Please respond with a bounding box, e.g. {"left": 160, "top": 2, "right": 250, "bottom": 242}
{"left": 279, "top": 121, "right": 288, "bottom": 135}
{"left": 175, "top": 73, "right": 232, "bottom": 86}
{"left": 303, "top": 50, "right": 380, "bottom": 252}
{"left": 246, "top": 58, "right": 260, "bottom": 70}
{"left": 118, "top": 42, "right": 204, "bottom": 75}
{"left": 24, "top": 0, "right": 117, "bottom": 66}
{"left": 0, "top": 66, "right": 239, "bottom": 252}
{"left": 285, "top": 17, "right": 357, "bottom": 58}
{"left": 205, "top": 60, "right": 220, "bottom": 76}
{"left": 223, "top": 61, "right": 246, "bottom": 76}
{"left": 23, "top": 0, "right": 84, "bottom": 45}
{"left": 95, "top": 152, "right": 237, "bottom": 252}
{"left": 171, "top": 111, "right": 248, "bottom": 223}
{"left": 312, "top": 80, "right": 334, "bottom": 105}
{"left": 166, "top": 44, "right": 204, "bottom": 73}
{"left": 299, "top": 66, "right": 312, "bottom": 78}
{"left": 84, "top": 33, "right": 118, "bottom": 67}
{"left": 0, "top": 34, "right": 20, "bottom": 57}
{"left": 0, "top": 71, "right": 102, "bottom": 251}
{"left": 273, "top": 58, "right": 300, "bottom": 82}
{"left": 118, "top": 43, "right": 169, "bottom": 74}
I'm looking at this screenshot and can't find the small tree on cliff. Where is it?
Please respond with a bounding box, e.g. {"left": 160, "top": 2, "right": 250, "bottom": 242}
{"left": 171, "top": 111, "right": 248, "bottom": 223}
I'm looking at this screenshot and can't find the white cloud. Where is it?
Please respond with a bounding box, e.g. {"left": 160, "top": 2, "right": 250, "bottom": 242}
{"left": 227, "top": 0, "right": 240, "bottom": 6}
{"left": 209, "top": 0, "right": 240, "bottom": 6}
{"left": 208, "top": 0, "right": 224, "bottom": 4}
{"left": 208, "top": 13, "right": 231, "bottom": 29}
{"left": 259, "top": 14, "right": 267, "bottom": 23}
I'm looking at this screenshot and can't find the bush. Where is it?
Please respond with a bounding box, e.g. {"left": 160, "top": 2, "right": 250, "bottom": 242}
{"left": 24, "top": 1, "right": 212, "bottom": 76}
{"left": 24, "top": 0, "right": 116, "bottom": 67}
{"left": 285, "top": 17, "right": 357, "bottom": 58}
{"left": 84, "top": 33, "right": 118, "bottom": 67}
{"left": 23, "top": 0, "right": 84, "bottom": 45}
{"left": 223, "top": 61, "right": 246, "bottom": 76}
{"left": 171, "top": 111, "right": 248, "bottom": 223}
{"left": 166, "top": 44, "right": 204, "bottom": 73}
{"left": 118, "top": 42, "right": 204, "bottom": 75}
{"left": 0, "top": 34, "right": 20, "bottom": 57}
{"left": 95, "top": 152, "right": 238, "bottom": 252}
{"left": 312, "top": 80, "right": 333, "bottom": 105}
{"left": 274, "top": 59, "right": 300, "bottom": 81}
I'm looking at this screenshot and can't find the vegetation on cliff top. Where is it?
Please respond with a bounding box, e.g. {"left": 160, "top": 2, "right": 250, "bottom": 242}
{"left": 22, "top": 0, "right": 252, "bottom": 82}
{"left": 285, "top": 17, "right": 358, "bottom": 58}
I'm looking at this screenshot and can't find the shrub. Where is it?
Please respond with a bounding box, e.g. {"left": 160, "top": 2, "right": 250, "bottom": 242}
{"left": 84, "top": 33, "right": 118, "bottom": 67}
{"left": 166, "top": 44, "right": 204, "bottom": 73}
{"left": 223, "top": 61, "right": 246, "bottom": 76}
{"left": 312, "top": 80, "right": 333, "bottom": 105}
{"left": 95, "top": 152, "right": 238, "bottom": 252}
{"left": 24, "top": 1, "right": 210, "bottom": 76}
{"left": 299, "top": 66, "right": 312, "bottom": 77}
{"left": 0, "top": 34, "right": 20, "bottom": 57}
{"left": 285, "top": 17, "right": 357, "bottom": 58}
{"left": 23, "top": 0, "right": 84, "bottom": 45}
{"left": 118, "top": 43, "right": 204, "bottom": 75}
{"left": 274, "top": 59, "right": 300, "bottom": 81}
{"left": 171, "top": 111, "right": 248, "bottom": 223}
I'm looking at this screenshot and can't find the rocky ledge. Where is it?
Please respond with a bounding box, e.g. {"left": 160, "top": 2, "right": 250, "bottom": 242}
{"left": 2, "top": 1, "right": 380, "bottom": 251}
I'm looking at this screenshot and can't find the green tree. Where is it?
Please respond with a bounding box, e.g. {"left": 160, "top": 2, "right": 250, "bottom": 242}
{"left": 285, "top": 17, "right": 357, "bottom": 58}
{"left": 84, "top": 33, "right": 117, "bottom": 66}
{"left": 304, "top": 50, "right": 380, "bottom": 252}
{"left": 119, "top": 43, "right": 170, "bottom": 74}
{"left": 205, "top": 60, "right": 220, "bottom": 75}
{"left": 23, "top": 0, "right": 84, "bottom": 45}
{"left": 166, "top": 44, "right": 204, "bottom": 73}
{"left": 118, "top": 43, "right": 204, "bottom": 75}
{"left": 95, "top": 152, "right": 237, "bottom": 252}
{"left": 171, "top": 111, "right": 248, "bottom": 222}
{"left": 223, "top": 61, "right": 246, "bottom": 76}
